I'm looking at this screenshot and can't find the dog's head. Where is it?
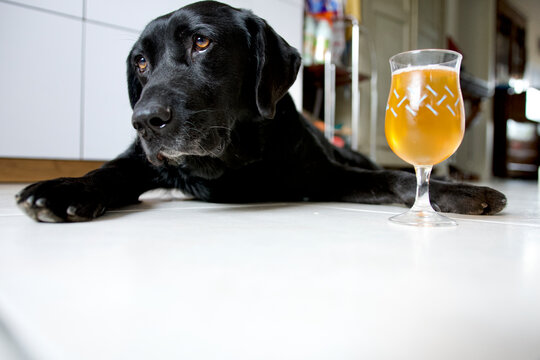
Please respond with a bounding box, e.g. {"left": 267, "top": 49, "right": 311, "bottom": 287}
{"left": 127, "top": 1, "right": 301, "bottom": 166}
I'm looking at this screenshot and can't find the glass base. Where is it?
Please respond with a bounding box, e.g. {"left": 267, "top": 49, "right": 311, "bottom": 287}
{"left": 389, "top": 209, "right": 457, "bottom": 227}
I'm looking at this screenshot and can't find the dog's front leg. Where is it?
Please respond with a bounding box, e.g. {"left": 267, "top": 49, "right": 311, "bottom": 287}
{"left": 332, "top": 167, "right": 506, "bottom": 215}
{"left": 16, "top": 141, "right": 161, "bottom": 222}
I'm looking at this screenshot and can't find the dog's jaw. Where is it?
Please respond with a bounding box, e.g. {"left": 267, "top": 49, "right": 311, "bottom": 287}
{"left": 139, "top": 133, "right": 230, "bottom": 167}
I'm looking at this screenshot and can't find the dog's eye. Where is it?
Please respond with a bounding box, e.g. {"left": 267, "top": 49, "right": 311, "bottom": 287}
{"left": 194, "top": 36, "right": 211, "bottom": 51}
{"left": 135, "top": 56, "right": 148, "bottom": 73}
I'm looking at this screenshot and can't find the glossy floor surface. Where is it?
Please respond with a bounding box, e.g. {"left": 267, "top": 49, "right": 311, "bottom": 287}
{"left": 1, "top": 180, "right": 539, "bottom": 360}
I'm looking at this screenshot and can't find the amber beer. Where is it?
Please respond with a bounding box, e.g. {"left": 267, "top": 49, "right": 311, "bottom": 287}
{"left": 385, "top": 66, "right": 465, "bottom": 165}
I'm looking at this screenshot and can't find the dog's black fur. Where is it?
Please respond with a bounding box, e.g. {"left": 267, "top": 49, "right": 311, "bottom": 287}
{"left": 16, "top": 1, "right": 506, "bottom": 222}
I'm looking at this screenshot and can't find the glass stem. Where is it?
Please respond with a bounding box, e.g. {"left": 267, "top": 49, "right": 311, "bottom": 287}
{"left": 411, "top": 165, "right": 435, "bottom": 213}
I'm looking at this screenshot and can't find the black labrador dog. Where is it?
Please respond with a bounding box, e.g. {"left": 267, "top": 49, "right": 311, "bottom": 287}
{"left": 16, "top": 1, "right": 506, "bottom": 222}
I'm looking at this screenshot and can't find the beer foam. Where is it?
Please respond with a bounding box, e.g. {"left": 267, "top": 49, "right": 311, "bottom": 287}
{"left": 393, "top": 64, "right": 459, "bottom": 76}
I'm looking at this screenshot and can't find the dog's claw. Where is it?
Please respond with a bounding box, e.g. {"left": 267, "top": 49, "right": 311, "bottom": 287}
{"left": 67, "top": 206, "right": 77, "bottom": 216}
{"left": 93, "top": 207, "right": 106, "bottom": 218}
{"left": 66, "top": 206, "right": 91, "bottom": 222}
{"left": 25, "top": 195, "right": 34, "bottom": 206}
{"left": 36, "top": 209, "right": 63, "bottom": 223}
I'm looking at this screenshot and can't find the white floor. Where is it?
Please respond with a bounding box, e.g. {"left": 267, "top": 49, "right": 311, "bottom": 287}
{"left": 0, "top": 180, "right": 539, "bottom": 360}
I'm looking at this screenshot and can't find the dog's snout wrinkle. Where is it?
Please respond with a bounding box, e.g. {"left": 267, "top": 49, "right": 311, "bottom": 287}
{"left": 132, "top": 103, "right": 172, "bottom": 134}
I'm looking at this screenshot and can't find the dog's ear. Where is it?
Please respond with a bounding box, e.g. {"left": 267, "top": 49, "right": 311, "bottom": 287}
{"left": 126, "top": 53, "right": 142, "bottom": 109}
{"left": 249, "top": 16, "right": 301, "bottom": 119}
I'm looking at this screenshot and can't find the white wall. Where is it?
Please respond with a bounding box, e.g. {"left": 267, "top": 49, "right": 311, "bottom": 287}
{"left": 0, "top": 0, "right": 303, "bottom": 161}
{"left": 510, "top": 0, "right": 540, "bottom": 88}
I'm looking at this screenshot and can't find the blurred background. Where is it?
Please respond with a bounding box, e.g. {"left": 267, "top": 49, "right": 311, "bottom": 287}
{"left": 0, "top": 0, "right": 539, "bottom": 182}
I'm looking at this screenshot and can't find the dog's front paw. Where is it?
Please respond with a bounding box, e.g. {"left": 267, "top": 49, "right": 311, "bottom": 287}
{"left": 16, "top": 178, "right": 107, "bottom": 223}
{"left": 431, "top": 182, "right": 507, "bottom": 215}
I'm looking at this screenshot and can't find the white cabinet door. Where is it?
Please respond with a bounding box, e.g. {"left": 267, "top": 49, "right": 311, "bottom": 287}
{"left": 85, "top": 0, "right": 301, "bottom": 51}
{"left": 7, "top": 0, "right": 83, "bottom": 17}
{"left": 85, "top": 0, "right": 278, "bottom": 32}
{"left": 0, "top": 2, "right": 82, "bottom": 159}
{"left": 83, "top": 24, "right": 139, "bottom": 160}
{"left": 86, "top": 0, "right": 194, "bottom": 31}
{"left": 0, "top": 1, "right": 303, "bottom": 161}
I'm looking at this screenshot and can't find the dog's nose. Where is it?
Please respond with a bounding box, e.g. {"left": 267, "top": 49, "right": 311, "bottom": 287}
{"left": 132, "top": 103, "right": 172, "bottom": 134}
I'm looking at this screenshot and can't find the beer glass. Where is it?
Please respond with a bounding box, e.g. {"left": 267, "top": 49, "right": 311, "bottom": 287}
{"left": 385, "top": 49, "right": 465, "bottom": 226}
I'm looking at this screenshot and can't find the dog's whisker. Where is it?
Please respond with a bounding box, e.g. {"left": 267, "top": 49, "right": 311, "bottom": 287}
{"left": 208, "top": 126, "right": 232, "bottom": 131}
{"left": 187, "top": 109, "right": 226, "bottom": 115}
{"left": 195, "top": 141, "right": 219, "bottom": 157}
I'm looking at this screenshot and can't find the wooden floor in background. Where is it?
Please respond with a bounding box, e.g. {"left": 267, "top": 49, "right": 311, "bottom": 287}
{"left": 0, "top": 158, "right": 105, "bottom": 183}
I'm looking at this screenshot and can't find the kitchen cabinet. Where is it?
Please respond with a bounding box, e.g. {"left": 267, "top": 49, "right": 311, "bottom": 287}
{"left": 9, "top": 0, "right": 83, "bottom": 17}
{"left": 82, "top": 23, "right": 138, "bottom": 160}
{"left": 86, "top": 0, "right": 194, "bottom": 31}
{"left": 0, "top": 2, "right": 83, "bottom": 159}
{"left": 0, "top": 0, "right": 303, "bottom": 161}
